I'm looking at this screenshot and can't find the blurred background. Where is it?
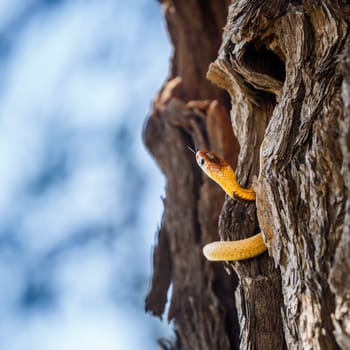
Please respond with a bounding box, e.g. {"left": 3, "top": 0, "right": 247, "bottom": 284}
{"left": 0, "top": 0, "right": 173, "bottom": 349}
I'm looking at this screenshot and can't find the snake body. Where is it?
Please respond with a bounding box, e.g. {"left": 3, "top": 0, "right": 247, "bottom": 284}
{"left": 196, "top": 150, "right": 267, "bottom": 261}
{"left": 202, "top": 234, "right": 266, "bottom": 261}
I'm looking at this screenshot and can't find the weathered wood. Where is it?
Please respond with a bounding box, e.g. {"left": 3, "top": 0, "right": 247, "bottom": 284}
{"left": 145, "top": 0, "right": 350, "bottom": 349}
{"left": 145, "top": 2, "right": 243, "bottom": 349}
{"left": 145, "top": 78, "right": 239, "bottom": 349}
{"left": 329, "top": 34, "right": 350, "bottom": 349}
{"left": 208, "top": 1, "right": 349, "bottom": 349}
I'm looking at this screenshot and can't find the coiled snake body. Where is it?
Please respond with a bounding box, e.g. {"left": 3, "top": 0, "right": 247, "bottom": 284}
{"left": 196, "top": 150, "right": 267, "bottom": 261}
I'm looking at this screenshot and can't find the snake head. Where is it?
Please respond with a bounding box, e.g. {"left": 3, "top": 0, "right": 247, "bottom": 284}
{"left": 195, "top": 150, "right": 236, "bottom": 197}
{"left": 196, "top": 150, "right": 225, "bottom": 174}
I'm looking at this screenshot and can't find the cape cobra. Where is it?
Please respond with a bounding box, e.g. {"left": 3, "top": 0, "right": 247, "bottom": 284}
{"left": 195, "top": 150, "right": 267, "bottom": 261}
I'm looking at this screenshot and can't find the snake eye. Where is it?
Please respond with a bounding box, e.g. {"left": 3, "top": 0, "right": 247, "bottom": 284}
{"left": 199, "top": 158, "right": 205, "bottom": 166}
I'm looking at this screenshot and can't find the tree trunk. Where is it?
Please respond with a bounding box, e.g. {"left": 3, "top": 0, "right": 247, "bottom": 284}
{"left": 144, "top": 1, "right": 350, "bottom": 349}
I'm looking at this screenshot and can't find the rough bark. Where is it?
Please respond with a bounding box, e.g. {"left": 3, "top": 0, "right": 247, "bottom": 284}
{"left": 145, "top": 1, "right": 350, "bottom": 349}
{"left": 145, "top": 2, "right": 240, "bottom": 349}
{"left": 329, "top": 34, "right": 350, "bottom": 349}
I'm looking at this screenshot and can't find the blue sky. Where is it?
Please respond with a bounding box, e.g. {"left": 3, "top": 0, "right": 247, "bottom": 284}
{"left": 0, "top": 0, "right": 172, "bottom": 349}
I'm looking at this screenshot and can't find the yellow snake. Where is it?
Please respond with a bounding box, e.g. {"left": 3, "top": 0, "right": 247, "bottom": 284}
{"left": 196, "top": 150, "right": 267, "bottom": 261}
